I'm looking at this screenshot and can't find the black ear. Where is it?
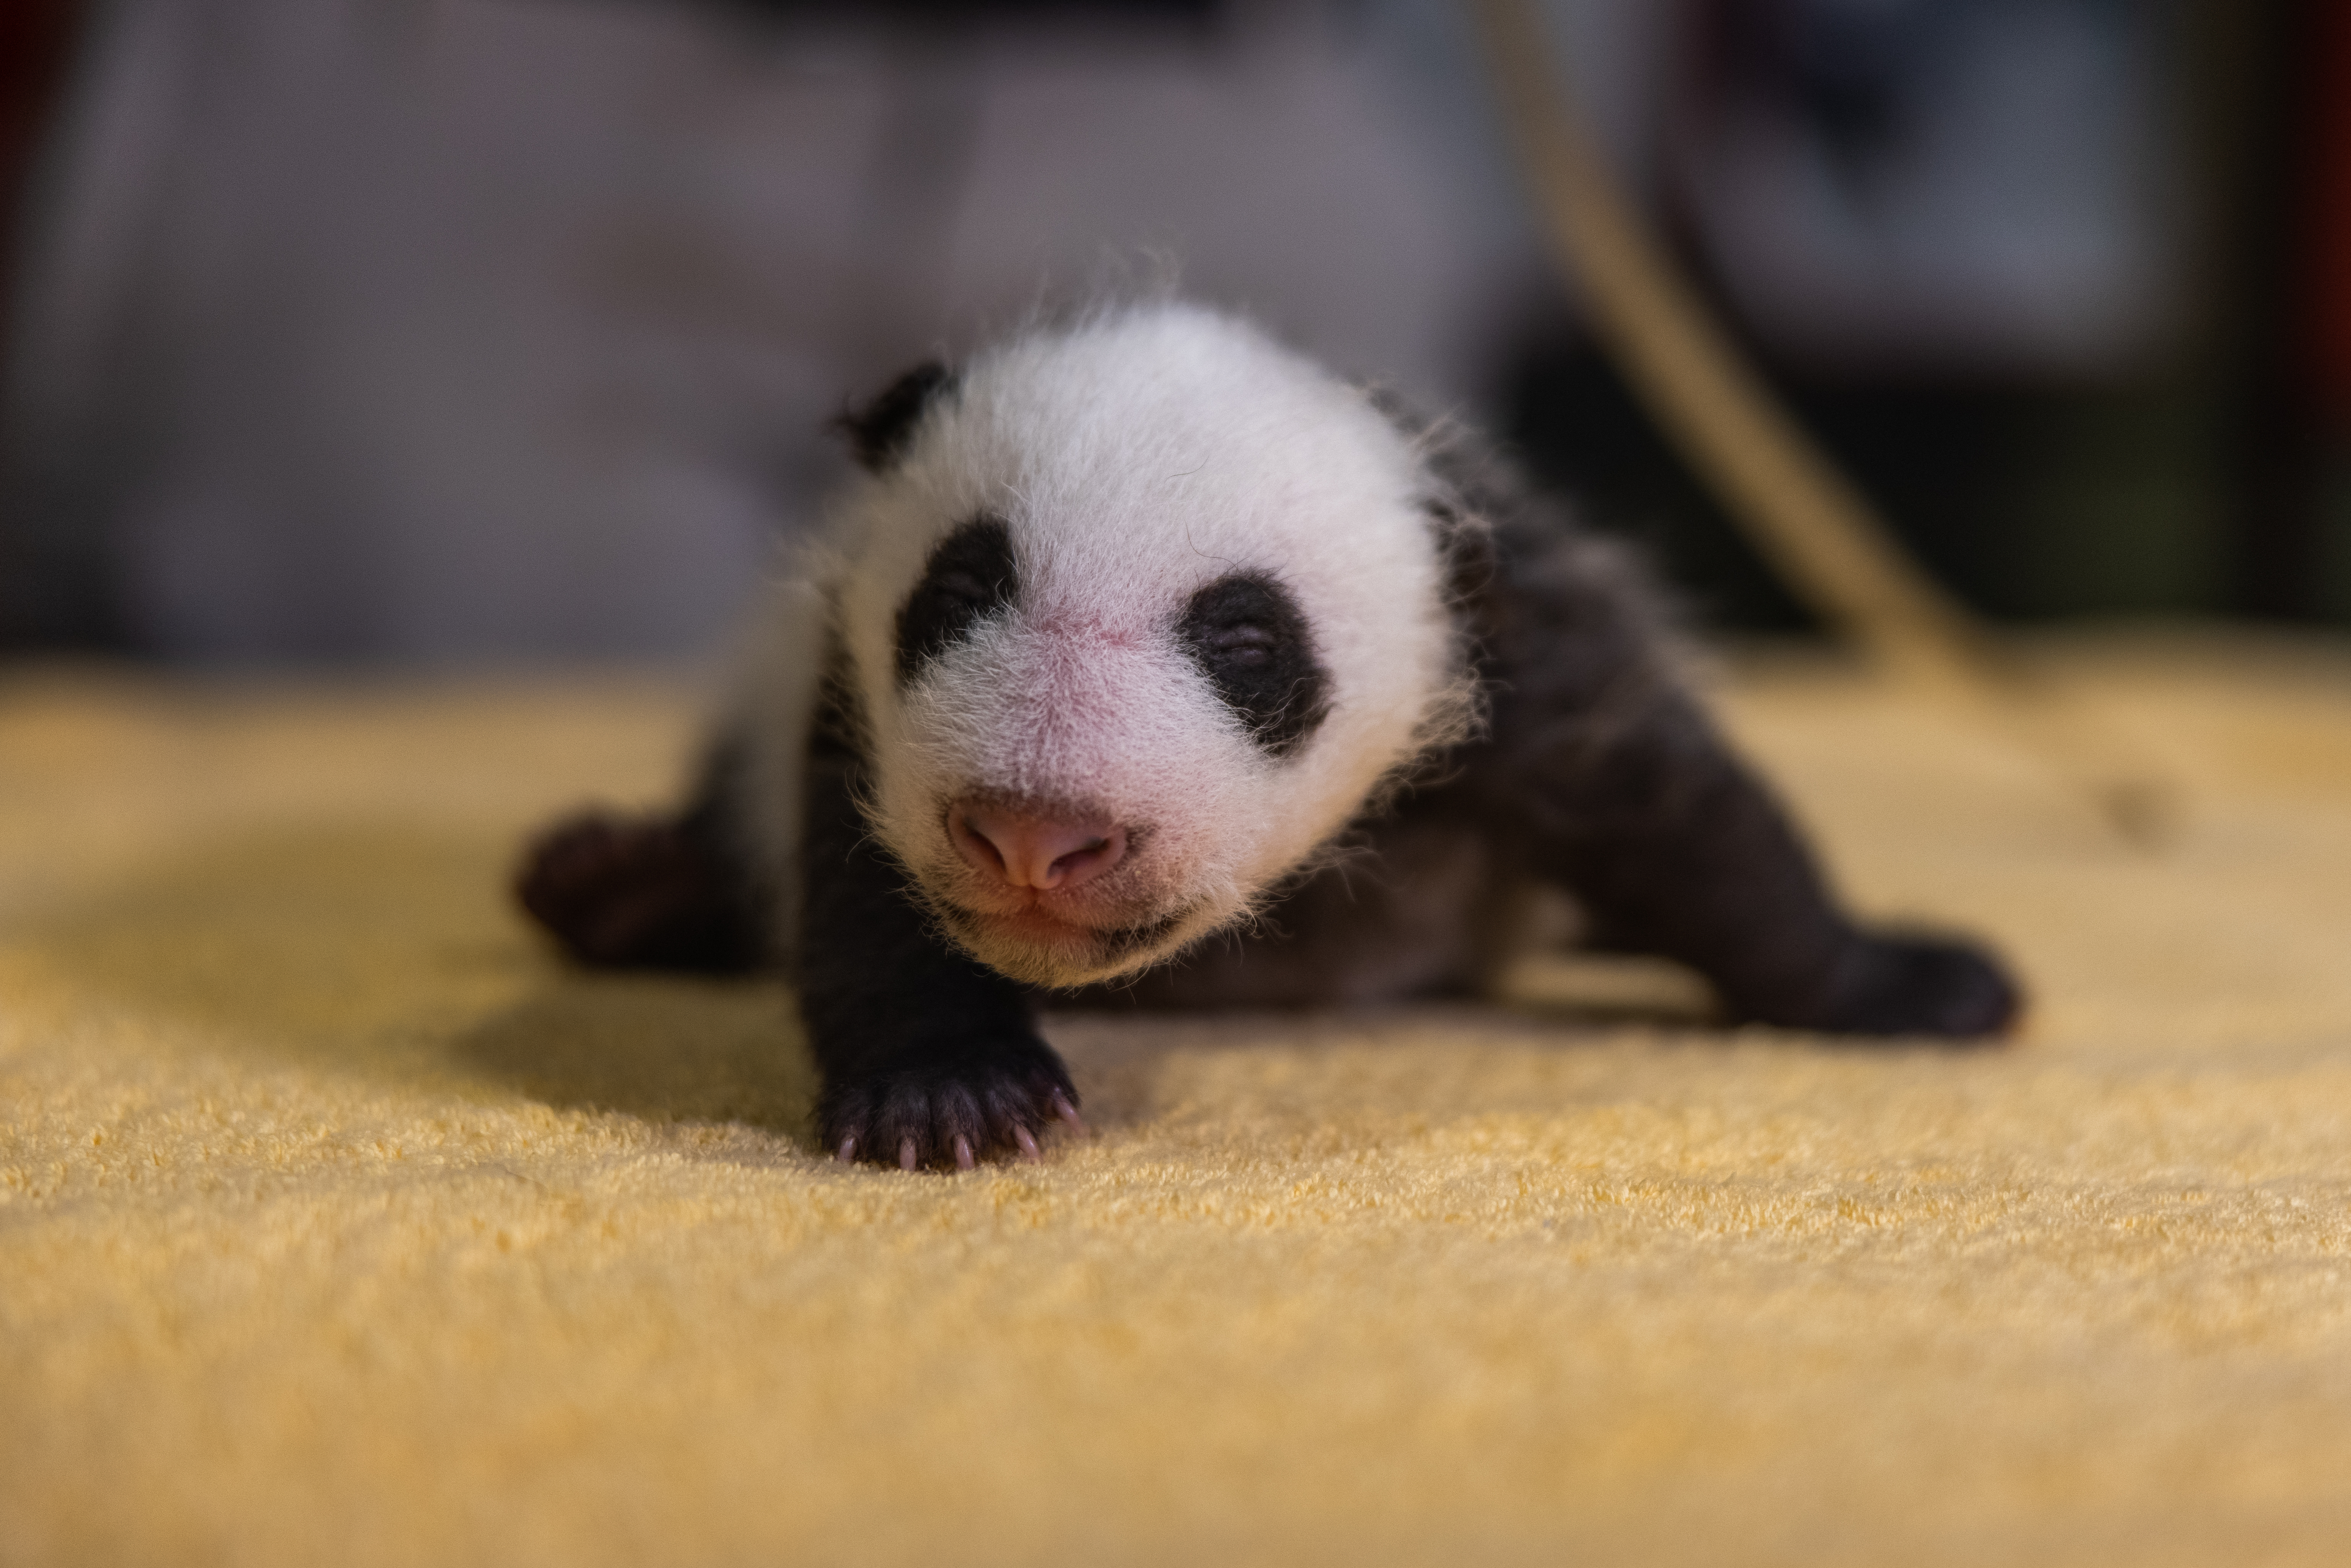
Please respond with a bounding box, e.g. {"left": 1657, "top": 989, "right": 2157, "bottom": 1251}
{"left": 831, "top": 359, "right": 957, "bottom": 473}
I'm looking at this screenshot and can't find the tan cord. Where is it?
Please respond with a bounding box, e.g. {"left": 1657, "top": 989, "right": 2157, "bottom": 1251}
{"left": 1468, "top": 0, "right": 2177, "bottom": 846}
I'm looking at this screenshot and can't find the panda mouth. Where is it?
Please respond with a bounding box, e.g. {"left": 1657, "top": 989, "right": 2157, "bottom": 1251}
{"left": 956, "top": 905, "right": 1103, "bottom": 945}
{"left": 922, "top": 809, "right": 1199, "bottom": 980}
{"left": 940, "top": 902, "right": 1193, "bottom": 964}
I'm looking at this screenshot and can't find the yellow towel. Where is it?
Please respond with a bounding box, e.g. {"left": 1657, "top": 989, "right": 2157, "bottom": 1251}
{"left": 5, "top": 634, "right": 2349, "bottom": 1567}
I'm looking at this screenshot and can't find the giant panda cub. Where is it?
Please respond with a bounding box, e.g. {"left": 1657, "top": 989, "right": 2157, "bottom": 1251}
{"left": 519, "top": 302, "right": 2020, "bottom": 1171}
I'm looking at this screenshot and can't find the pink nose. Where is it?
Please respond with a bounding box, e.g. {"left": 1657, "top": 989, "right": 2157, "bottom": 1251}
{"left": 949, "top": 801, "right": 1128, "bottom": 891}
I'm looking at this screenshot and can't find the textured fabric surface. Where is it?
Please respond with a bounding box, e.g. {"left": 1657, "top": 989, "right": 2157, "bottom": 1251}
{"left": 5, "top": 636, "right": 2350, "bottom": 1567}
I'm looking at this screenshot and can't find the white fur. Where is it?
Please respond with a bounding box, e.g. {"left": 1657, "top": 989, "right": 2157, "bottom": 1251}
{"left": 739, "top": 303, "right": 1475, "bottom": 987}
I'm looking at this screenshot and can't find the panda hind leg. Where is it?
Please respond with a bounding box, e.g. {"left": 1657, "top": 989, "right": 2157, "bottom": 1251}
{"left": 1495, "top": 699, "right": 2022, "bottom": 1042}
{"left": 514, "top": 807, "right": 764, "bottom": 974}
{"left": 1809, "top": 929, "right": 2020, "bottom": 1039}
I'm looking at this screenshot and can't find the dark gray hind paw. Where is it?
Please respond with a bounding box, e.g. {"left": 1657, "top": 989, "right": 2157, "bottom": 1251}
{"left": 515, "top": 810, "right": 758, "bottom": 972}
{"left": 1811, "top": 933, "right": 2023, "bottom": 1040}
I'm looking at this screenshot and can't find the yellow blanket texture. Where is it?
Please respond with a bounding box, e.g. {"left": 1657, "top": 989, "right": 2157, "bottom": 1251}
{"left": 5, "top": 635, "right": 2351, "bottom": 1568}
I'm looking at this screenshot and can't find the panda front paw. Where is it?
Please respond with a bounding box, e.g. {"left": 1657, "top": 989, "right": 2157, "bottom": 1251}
{"left": 818, "top": 1035, "right": 1084, "bottom": 1171}
{"left": 1813, "top": 932, "right": 2023, "bottom": 1040}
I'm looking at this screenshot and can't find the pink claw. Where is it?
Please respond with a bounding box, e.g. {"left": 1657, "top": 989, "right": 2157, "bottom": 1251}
{"left": 1051, "top": 1092, "right": 1089, "bottom": 1137}
{"left": 836, "top": 1135, "right": 857, "bottom": 1163}
{"left": 899, "top": 1137, "right": 918, "bottom": 1171}
{"left": 1012, "top": 1125, "right": 1042, "bottom": 1163}
{"left": 954, "top": 1135, "right": 975, "bottom": 1171}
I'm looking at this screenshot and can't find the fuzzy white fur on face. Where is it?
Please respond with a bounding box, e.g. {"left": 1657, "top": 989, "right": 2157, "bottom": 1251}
{"left": 764, "top": 304, "right": 1473, "bottom": 987}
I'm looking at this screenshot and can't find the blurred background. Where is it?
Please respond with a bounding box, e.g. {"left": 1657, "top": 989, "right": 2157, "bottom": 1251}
{"left": 0, "top": 0, "right": 2340, "bottom": 666}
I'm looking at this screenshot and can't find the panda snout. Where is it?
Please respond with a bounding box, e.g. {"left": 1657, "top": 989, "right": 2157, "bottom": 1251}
{"left": 949, "top": 800, "right": 1129, "bottom": 893}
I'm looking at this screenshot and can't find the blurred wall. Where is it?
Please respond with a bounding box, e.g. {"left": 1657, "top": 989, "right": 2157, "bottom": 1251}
{"left": 0, "top": 0, "right": 1567, "bottom": 663}
{"left": 0, "top": 0, "right": 2205, "bottom": 665}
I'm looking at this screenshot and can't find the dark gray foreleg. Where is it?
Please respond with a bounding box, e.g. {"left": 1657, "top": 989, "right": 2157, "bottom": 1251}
{"left": 796, "top": 741, "right": 1081, "bottom": 1168}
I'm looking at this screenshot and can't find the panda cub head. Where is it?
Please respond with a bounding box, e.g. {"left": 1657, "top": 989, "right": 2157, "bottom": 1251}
{"left": 822, "top": 305, "right": 1476, "bottom": 989}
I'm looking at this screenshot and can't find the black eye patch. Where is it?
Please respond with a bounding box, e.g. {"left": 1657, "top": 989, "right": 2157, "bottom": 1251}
{"left": 896, "top": 515, "right": 1019, "bottom": 687}
{"left": 1178, "top": 573, "right": 1330, "bottom": 758}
